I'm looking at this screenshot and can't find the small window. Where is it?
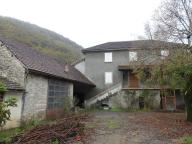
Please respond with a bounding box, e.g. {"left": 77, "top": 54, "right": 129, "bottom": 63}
{"left": 105, "top": 72, "right": 113, "bottom": 84}
{"left": 129, "top": 51, "right": 137, "bottom": 61}
{"left": 161, "top": 50, "right": 169, "bottom": 59}
{"left": 104, "top": 52, "right": 112, "bottom": 62}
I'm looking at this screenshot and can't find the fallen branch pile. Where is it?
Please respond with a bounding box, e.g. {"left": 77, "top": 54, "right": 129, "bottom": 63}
{"left": 12, "top": 113, "right": 91, "bottom": 144}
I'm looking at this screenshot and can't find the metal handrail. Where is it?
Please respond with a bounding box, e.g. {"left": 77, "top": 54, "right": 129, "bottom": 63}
{"left": 86, "top": 82, "right": 122, "bottom": 104}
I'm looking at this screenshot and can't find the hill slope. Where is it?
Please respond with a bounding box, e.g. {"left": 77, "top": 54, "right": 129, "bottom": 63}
{"left": 0, "top": 16, "right": 83, "bottom": 63}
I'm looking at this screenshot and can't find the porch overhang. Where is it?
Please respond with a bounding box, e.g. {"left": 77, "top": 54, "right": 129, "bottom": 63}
{"left": 118, "top": 64, "right": 154, "bottom": 71}
{"left": 122, "top": 87, "right": 162, "bottom": 90}
{"left": 118, "top": 65, "right": 133, "bottom": 71}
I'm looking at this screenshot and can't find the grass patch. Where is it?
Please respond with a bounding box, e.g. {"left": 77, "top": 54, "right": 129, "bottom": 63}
{"left": 110, "top": 107, "right": 151, "bottom": 112}
{"left": 107, "top": 120, "right": 120, "bottom": 129}
{"left": 85, "top": 106, "right": 152, "bottom": 113}
{"left": 110, "top": 107, "right": 125, "bottom": 112}
{"left": 0, "top": 128, "right": 22, "bottom": 142}
{"left": 182, "top": 136, "right": 192, "bottom": 144}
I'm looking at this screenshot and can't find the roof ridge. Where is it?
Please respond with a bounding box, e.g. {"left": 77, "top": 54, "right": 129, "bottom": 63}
{"left": 83, "top": 40, "right": 183, "bottom": 53}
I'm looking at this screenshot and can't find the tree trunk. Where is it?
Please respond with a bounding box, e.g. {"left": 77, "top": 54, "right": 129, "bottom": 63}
{"left": 184, "top": 83, "right": 192, "bottom": 122}
{"left": 186, "top": 104, "right": 192, "bottom": 121}
{"left": 183, "top": 76, "right": 192, "bottom": 122}
{"left": 184, "top": 90, "right": 192, "bottom": 122}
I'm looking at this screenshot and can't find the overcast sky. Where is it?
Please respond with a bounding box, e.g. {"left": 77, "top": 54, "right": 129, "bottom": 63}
{"left": 0, "top": 0, "right": 162, "bottom": 47}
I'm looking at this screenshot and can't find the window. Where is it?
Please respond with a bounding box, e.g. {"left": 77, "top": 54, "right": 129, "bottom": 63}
{"left": 105, "top": 72, "right": 113, "bottom": 84}
{"left": 161, "top": 50, "right": 169, "bottom": 59}
{"left": 47, "top": 80, "right": 70, "bottom": 109}
{"left": 104, "top": 52, "right": 112, "bottom": 62}
{"left": 129, "top": 51, "right": 137, "bottom": 61}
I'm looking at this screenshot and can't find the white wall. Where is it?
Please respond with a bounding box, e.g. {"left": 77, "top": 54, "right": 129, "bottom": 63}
{"left": 75, "top": 60, "right": 85, "bottom": 74}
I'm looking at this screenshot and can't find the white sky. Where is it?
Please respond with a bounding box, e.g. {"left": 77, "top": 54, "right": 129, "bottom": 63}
{"left": 0, "top": 0, "right": 162, "bottom": 48}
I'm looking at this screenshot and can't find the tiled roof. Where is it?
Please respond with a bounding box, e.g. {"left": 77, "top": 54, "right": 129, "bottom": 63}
{"left": 0, "top": 76, "right": 23, "bottom": 90}
{"left": 0, "top": 37, "right": 95, "bottom": 87}
{"left": 82, "top": 40, "right": 183, "bottom": 53}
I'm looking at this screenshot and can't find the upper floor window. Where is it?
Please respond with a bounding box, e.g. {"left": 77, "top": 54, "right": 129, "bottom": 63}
{"left": 129, "top": 51, "right": 137, "bottom": 61}
{"left": 161, "top": 50, "right": 169, "bottom": 59}
{"left": 104, "top": 52, "right": 112, "bottom": 62}
{"left": 105, "top": 72, "right": 113, "bottom": 84}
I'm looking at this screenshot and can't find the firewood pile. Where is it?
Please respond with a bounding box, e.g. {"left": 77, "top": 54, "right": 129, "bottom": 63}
{"left": 12, "top": 114, "right": 92, "bottom": 144}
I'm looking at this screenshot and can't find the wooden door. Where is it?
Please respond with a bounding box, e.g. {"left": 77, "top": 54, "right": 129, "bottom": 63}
{"left": 129, "top": 72, "right": 139, "bottom": 88}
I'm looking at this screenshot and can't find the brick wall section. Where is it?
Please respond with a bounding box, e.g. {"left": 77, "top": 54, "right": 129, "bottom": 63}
{"left": 0, "top": 41, "right": 25, "bottom": 87}
{"left": 22, "top": 74, "right": 48, "bottom": 120}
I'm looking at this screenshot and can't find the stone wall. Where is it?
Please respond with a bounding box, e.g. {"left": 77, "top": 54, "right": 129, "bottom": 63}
{"left": 3, "top": 91, "right": 23, "bottom": 129}
{"left": 108, "top": 90, "right": 161, "bottom": 109}
{"left": 23, "top": 74, "right": 74, "bottom": 120}
{"left": 0, "top": 42, "right": 25, "bottom": 87}
{"left": 68, "top": 83, "right": 74, "bottom": 107}
{"left": 22, "top": 74, "right": 48, "bottom": 120}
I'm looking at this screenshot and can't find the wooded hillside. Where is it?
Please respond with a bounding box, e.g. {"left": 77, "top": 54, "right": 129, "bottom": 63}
{"left": 0, "top": 16, "right": 83, "bottom": 63}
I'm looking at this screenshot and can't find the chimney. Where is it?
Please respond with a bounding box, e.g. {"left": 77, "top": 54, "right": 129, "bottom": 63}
{"left": 64, "top": 65, "right": 69, "bottom": 72}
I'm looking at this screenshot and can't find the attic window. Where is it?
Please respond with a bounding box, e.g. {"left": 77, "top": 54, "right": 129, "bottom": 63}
{"left": 104, "top": 52, "right": 112, "bottom": 62}
{"left": 129, "top": 51, "right": 137, "bottom": 61}
{"left": 161, "top": 50, "right": 169, "bottom": 59}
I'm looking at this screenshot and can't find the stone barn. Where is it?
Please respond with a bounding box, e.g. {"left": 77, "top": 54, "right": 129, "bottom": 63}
{"left": 0, "top": 37, "right": 95, "bottom": 129}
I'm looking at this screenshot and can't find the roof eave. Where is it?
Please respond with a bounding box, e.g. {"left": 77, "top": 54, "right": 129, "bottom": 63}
{"left": 28, "top": 69, "right": 95, "bottom": 87}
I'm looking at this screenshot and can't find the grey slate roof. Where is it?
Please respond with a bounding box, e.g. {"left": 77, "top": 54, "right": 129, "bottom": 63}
{"left": 82, "top": 40, "right": 183, "bottom": 53}
{"left": 0, "top": 37, "right": 95, "bottom": 87}
{"left": 0, "top": 76, "right": 23, "bottom": 90}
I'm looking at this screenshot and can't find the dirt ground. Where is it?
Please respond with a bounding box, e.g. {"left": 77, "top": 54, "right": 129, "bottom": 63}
{"left": 86, "top": 111, "right": 191, "bottom": 144}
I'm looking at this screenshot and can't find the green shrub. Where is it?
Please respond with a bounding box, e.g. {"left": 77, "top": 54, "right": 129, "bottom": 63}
{"left": 139, "top": 90, "right": 158, "bottom": 109}
{"left": 182, "top": 136, "right": 192, "bottom": 144}
{"left": 0, "top": 82, "right": 7, "bottom": 93}
{"left": 63, "top": 96, "right": 73, "bottom": 112}
{"left": 0, "top": 97, "right": 17, "bottom": 127}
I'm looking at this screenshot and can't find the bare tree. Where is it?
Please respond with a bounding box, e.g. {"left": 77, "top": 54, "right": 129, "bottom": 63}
{"left": 153, "top": 0, "right": 192, "bottom": 45}
{"left": 135, "top": 0, "right": 192, "bottom": 121}
{"left": 144, "top": 22, "right": 154, "bottom": 40}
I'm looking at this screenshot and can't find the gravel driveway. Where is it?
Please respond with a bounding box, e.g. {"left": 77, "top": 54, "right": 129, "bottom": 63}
{"left": 86, "top": 111, "right": 176, "bottom": 144}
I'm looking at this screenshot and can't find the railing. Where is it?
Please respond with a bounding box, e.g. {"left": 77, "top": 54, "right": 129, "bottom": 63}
{"left": 85, "top": 82, "right": 122, "bottom": 106}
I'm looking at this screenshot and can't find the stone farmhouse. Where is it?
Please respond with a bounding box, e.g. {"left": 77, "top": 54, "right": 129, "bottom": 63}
{"left": 75, "top": 40, "right": 185, "bottom": 110}
{"left": 0, "top": 37, "right": 95, "bottom": 129}
{"left": 0, "top": 37, "right": 186, "bottom": 129}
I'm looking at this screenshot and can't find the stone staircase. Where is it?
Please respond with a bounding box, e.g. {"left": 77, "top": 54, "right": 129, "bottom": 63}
{"left": 85, "top": 83, "right": 122, "bottom": 106}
